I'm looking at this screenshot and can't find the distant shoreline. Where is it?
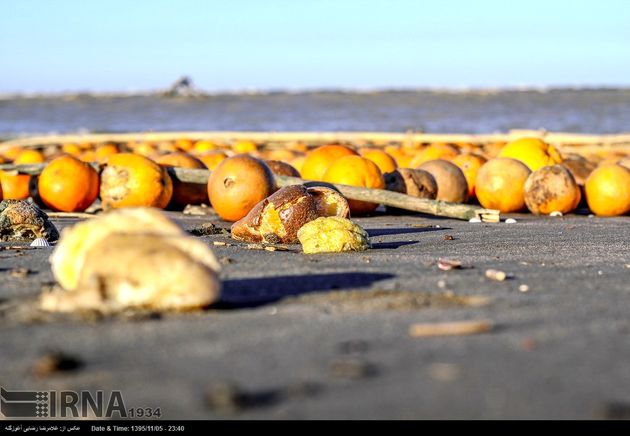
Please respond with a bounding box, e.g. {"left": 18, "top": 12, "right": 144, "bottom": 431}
{"left": 1, "top": 86, "right": 629, "bottom": 101}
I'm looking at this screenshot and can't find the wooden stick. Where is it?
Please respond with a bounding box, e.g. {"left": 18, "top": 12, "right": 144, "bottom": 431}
{"left": 409, "top": 319, "right": 494, "bottom": 337}
{"left": 46, "top": 212, "right": 96, "bottom": 219}
{"left": 274, "top": 175, "right": 500, "bottom": 222}
{"left": 0, "top": 163, "right": 500, "bottom": 222}
{"left": 2, "top": 130, "right": 630, "bottom": 152}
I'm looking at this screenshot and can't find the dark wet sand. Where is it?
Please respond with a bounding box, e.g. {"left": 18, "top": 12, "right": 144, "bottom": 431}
{"left": 1, "top": 212, "right": 629, "bottom": 419}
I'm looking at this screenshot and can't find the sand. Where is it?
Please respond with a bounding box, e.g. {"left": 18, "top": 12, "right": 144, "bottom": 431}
{"left": 1, "top": 212, "right": 629, "bottom": 419}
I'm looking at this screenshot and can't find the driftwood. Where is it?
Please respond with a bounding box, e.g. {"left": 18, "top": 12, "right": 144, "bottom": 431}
{"left": 0, "top": 163, "right": 500, "bottom": 222}
{"left": 2, "top": 130, "right": 630, "bottom": 154}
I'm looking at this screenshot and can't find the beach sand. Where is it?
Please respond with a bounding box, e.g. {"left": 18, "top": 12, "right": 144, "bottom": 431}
{"left": 1, "top": 212, "right": 629, "bottom": 419}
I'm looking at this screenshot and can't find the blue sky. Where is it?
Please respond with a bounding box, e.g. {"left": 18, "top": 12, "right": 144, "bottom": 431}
{"left": 1, "top": 0, "right": 629, "bottom": 93}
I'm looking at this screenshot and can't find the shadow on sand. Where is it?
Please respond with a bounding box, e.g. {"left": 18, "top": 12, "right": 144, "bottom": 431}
{"left": 366, "top": 226, "right": 449, "bottom": 237}
{"left": 218, "top": 272, "right": 394, "bottom": 309}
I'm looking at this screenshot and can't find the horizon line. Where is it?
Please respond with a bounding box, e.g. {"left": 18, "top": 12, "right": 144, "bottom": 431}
{"left": 1, "top": 84, "right": 630, "bottom": 100}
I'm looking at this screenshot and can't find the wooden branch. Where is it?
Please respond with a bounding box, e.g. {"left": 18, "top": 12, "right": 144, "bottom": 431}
{"left": 274, "top": 175, "right": 500, "bottom": 222}
{"left": 45, "top": 212, "right": 96, "bottom": 219}
{"left": 2, "top": 130, "right": 630, "bottom": 153}
{"left": 0, "top": 163, "right": 500, "bottom": 222}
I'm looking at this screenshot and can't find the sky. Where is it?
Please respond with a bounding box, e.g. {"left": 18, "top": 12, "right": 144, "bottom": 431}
{"left": 1, "top": 0, "right": 629, "bottom": 93}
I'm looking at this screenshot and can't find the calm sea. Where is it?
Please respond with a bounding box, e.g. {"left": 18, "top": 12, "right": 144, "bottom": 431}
{"left": 1, "top": 89, "right": 629, "bottom": 136}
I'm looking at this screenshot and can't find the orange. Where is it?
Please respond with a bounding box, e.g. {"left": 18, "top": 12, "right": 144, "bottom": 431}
{"left": 174, "top": 138, "right": 194, "bottom": 151}
{"left": 289, "top": 155, "right": 306, "bottom": 175}
{"left": 0, "top": 172, "right": 31, "bottom": 200}
{"left": 154, "top": 152, "right": 206, "bottom": 169}
{"left": 401, "top": 140, "right": 423, "bottom": 152}
{"left": 38, "top": 155, "right": 100, "bottom": 212}
{"left": 100, "top": 153, "right": 173, "bottom": 209}
{"left": 482, "top": 141, "right": 507, "bottom": 159}
{"left": 386, "top": 147, "right": 414, "bottom": 168}
{"left": 452, "top": 153, "right": 487, "bottom": 199}
{"left": 61, "top": 143, "right": 82, "bottom": 156}
{"left": 358, "top": 148, "right": 397, "bottom": 173}
{"left": 155, "top": 152, "right": 208, "bottom": 209}
{"left": 475, "top": 158, "right": 531, "bottom": 212}
{"left": 561, "top": 155, "right": 596, "bottom": 186}
{"left": 0, "top": 149, "right": 45, "bottom": 200}
{"left": 14, "top": 149, "right": 45, "bottom": 164}
{"left": 584, "top": 164, "right": 630, "bottom": 216}
{"left": 78, "top": 150, "right": 97, "bottom": 162}
{"left": 1, "top": 147, "right": 24, "bottom": 161}
{"left": 524, "top": 165, "right": 581, "bottom": 215}
{"left": 192, "top": 140, "right": 217, "bottom": 153}
{"left": 208, "top": 154, "right": 276, "bottom": 221}
{"left": 301, "top": 144, "right": 358, "bottom": 181}
{"left": 232, "top": 140, "right": 258, "bottom": 154}
{"left": 264, "top": 149, "right": 299, "bottom": 162}
{"left": 95, "top": 143, "right": 119, "bottom": 162}
{"left": 265, "top": 160, "right": 300, "bottom": 177}
{"left": 455, "top": 142, "right": 477, "bottom": 153}
{"left": 408, "top": 143, "right": 460, "bottom": 168}
{"left": 198, "top": 151, "right": 228, "bottom": 170}
{"left": 322, "top": 155, "right": 385, "bottom": 214}
{"left": 498, "top": 137, "right": 562, "bottom": 171}
{"left": 132, "top": 142, "right": 158, "bottom": 156}
{"left": 157, "top": 141, "right": 179, "bottom": 153}
{"left": 418, "top": 159, "right": 469, "bottom": 203}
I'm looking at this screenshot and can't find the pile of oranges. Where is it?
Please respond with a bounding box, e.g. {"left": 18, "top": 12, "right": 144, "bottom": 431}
{"left": 1, "top": 135, "right": 629, "bottom": 219}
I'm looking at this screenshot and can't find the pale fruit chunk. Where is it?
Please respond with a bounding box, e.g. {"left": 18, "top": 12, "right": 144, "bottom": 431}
{"left": 41, "top": 233, "right": 221, "bottom": 313}
{"left": 49, "top": 208, "right": 193, "bottom": 292}
{"left": 297, "top": 216, "right": 370, "bottom": 254}
{"left": 231, "top": 185, "right": 349, "bottom": 244}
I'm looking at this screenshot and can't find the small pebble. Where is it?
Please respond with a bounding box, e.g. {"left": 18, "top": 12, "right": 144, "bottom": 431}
{"left": 428, "top": 363, "right": 460, "bottom": 382}
{"left": 521, "top": 338, "right": 536, "bottom": 351}
{"left": 204, "top": 382, "right": 245, "bottom": 413}
{"left": 485, "top": 269, "right": 508, "bottom": 281}
{"left": 588, "top": 214, "right": 595, "bottom": 218}
{"left": 437, "top": 279, "right": 447, "bottom": 289}
{"left": 549, "top": 211, "right": 563, "bottom": 217}
{"left": 437, "top": 259, "right": 462, "bottom": 271}
{"left": 518, "top": 284, "right": 530, "bottom": 293}
{"left": 468, "top": 217, "right": 482, "bottom": 223}
{"left": 9, "top": 268, "right": 30, "bottom": 278}
{"left": 505, "top": 218, "right": 517, "bottom": 224}
{"left": 328, "top": 359, "right": 378, "bottom": 380}
{"left": 598, "top": 270, "right": 603, "bottom": 275}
